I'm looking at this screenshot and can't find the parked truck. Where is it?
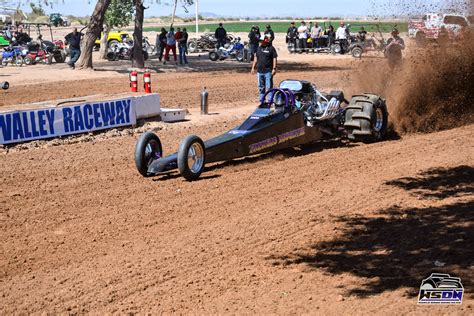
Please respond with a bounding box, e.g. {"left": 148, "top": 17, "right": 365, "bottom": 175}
{"left": 409, "top": 12, "right": 470, "bottom": 46}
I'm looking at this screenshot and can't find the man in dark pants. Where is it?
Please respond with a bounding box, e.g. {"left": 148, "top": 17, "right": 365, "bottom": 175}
{"left": 64, "top": 28, "right": 83, "bottom": 69}
{"left": 251, "top": 38, "right": 278, "bottom": 102}
{"left": 286, "top": 22, "right": 298, "bottom": 53}
{"left": 156, "top": 27, "right": 167, "bottom": 61}
{"left": 248, "top": 25, "right": 260, "bottom": 61}
{"left": 215, "top": 23, "right": 227, "bottom": 48}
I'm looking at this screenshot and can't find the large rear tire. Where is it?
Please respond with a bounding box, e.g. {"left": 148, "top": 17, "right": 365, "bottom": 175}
{"left": 177, "top": 135, "right": 206, "bottom": 181}
{"left": 188, "top": 39, "right": 197, "bottom": 53}
{"left": 344, "top": 94, "right": 388, "bottom": 142}
{"left": 106, "top": 51, "right": 116, "bottom": 61}
{"left": 351, "top": 46, "right": 363, "bottom": 58}
{"left": 135, "top": 132, "right": 163, "bottom": 177}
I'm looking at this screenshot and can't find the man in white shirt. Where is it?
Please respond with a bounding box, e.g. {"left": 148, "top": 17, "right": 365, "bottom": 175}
{"left": 335, "top": 22, "right": 349, "bottom": 54}
{"left": 297, "top": 21, "right": 308, "bottom": 53}
{"left": 335, "top": 22, "right": 347, "bottom": 40}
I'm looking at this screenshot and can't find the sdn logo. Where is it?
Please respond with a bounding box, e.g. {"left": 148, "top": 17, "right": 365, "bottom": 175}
{"left": 418, "top": 273, "right": 464, "bottom": 304}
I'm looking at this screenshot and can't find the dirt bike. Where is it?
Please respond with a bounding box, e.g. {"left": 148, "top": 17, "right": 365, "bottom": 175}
{"left": 209, "top": 38, "right": 245, "bottom": 62}
{"left": 24, "top": 41, "right": 52, "bottom": 65}
{"left": 1, "top": 46, "right": 23, "bottom": 66}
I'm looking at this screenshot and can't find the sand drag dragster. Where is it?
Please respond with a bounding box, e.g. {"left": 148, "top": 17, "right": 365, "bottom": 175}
{"left": 135, "top": 80, "right": 389, "bottom": 180}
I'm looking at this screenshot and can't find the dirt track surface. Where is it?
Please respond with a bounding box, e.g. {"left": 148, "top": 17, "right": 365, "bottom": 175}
{"left": 1, "top": 41, "right": 473, "bottom": 313}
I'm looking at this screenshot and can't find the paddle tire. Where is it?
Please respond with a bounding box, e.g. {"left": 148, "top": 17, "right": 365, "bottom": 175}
{"left": 344, "top": 94, "right": 388, "bottom": 142}
{"left": 135, "top": 132, "right": 163, "bottom": 177}
{"left": 177, "top": 135, "right": 206, "bottom": 181}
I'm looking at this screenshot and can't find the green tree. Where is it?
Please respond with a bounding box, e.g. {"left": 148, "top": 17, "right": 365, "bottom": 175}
{"left": 99, "top": 0, "right": 134, "bottom": 59}
{"left": 131, "top": 0, "right": 194, "bottom": 68}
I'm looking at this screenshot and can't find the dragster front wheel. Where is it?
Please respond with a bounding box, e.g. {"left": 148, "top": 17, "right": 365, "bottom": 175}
{"left": 135, "top": 132, "right": 163, "bottom": 177}
{"left": 178, "top": 135, "right": 206, "bottom": 181}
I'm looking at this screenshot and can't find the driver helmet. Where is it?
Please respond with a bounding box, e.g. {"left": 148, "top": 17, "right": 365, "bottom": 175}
{"left": 274, "top": 92, "right": 286, "bottom": 108}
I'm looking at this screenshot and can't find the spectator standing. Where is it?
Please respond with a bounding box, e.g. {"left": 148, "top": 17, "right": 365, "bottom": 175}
{"left": 251, "top": 38, "right": 278, "bottom": 102}
{"left": 178, "top": 27, "right": 189, "bottom": 65}
{"left": 156, "top": 28, "right": 167, "bottom": 61}
{"left": 215, "top": 23, "right": 227, "bottom": 48}
{"left": 311, "top": 22, "right": 322, "bottom": 52}
{"left": 336, "top": 22, "right": 347, "bottom": 41}
{"left": 325, "top": 25, "right": 336, "bottom": 47}
{"left": 264, "top": 24, "right": 275, "bottom": 45}
{"left": 15, "top": 29, "right": 32, "bottom": 45}
{"left": 286, "top": 22, "right": 298, "bottom": 53}
{"left": 357, "top": 26, "right": 367, "bottom": 42}
{"left": 385, "top": 28, "right": 405, "bottom": 69}
{"left": 163, "top": 27, "right": 177, "bottom": 65}
{"left": 248, "top": 25, "right": 261, "bottom": 61}
{"left": 64, "top": 27, "right": 83, "bottom": 69}
{"left": 297, "top": 21, "right": 308, "bottom": 53}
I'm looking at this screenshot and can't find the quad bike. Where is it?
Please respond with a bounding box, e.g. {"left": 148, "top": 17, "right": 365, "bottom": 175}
{"left": 135, "top": 79, "right": 389, "bottom": 181}
{"left": 1, "top": 46, "right": 24, "bottom": 66}
{"left": 209, "top": 38, "right": 245, "bottom": 61}
{"left": 349, "top": 24, "right": 388, "bottom": 58}
{"left": 43, "top": 39, "right": 67, "bottom": 63}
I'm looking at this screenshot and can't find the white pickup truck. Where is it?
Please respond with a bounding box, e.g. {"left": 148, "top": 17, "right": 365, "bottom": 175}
{"left": 409, "top": 13, "right": 470, "bottom": 45}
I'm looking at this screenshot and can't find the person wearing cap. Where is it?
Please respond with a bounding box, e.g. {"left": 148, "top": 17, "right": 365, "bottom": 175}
{"left": 264, "top": 24, "right": 275, "bottom": 45}
{"left": 357, "top": 26, "right": 367, "bottom": 42}
{"left": 215, "top": 22, "right": 227, "bottom": 48}
{"left": 248, "top": 25, "right": 261, "bottom": 61}
{"left": 286, "top": 22, "right": 298, "bottom": 53}
{"left": 385, "top": 28, "right": 405, "bottom": 69}
{"left": 251, "top": 37, "right": 278, "bottom": 102}
{"left": 297, "top": 21, "right": 308, "bottom": 53}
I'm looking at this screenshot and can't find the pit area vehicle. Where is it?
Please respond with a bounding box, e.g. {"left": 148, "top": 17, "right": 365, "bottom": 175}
{"left": 209, "top": 37, "right": 244, "bottom": 61}
{"left": 0, "top": 33, "right": 9, "bottom": 47}
{"left": 49, "top": 13, "right": 70, "bottom": 27}
{"left": 409, "top": 13, "right": 470, "bottom": 46}
{"left": 135, "top": 80, "right": 389, "bottom": 180}
{"left": 347, "top": 23, "right": 388, "bottom": 58}
{"left": 187, "top": 33, "right": 236, "bottom": 53}
{"left": 95, "top": 31, "right": 131, "bottom": 49}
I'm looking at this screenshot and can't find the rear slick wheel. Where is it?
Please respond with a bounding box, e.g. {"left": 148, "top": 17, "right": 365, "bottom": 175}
{"left": 135, "top": 132, "right": 163, "bottom": 177}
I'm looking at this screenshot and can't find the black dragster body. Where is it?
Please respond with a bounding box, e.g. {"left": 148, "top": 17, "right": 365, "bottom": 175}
{"left": 135, "top": 80, "right": 389, "bottom": 180}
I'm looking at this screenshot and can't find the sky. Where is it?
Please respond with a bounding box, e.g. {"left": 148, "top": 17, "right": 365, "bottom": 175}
{"left": 3, "top": 0, "right": 470, "bottom": 18}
